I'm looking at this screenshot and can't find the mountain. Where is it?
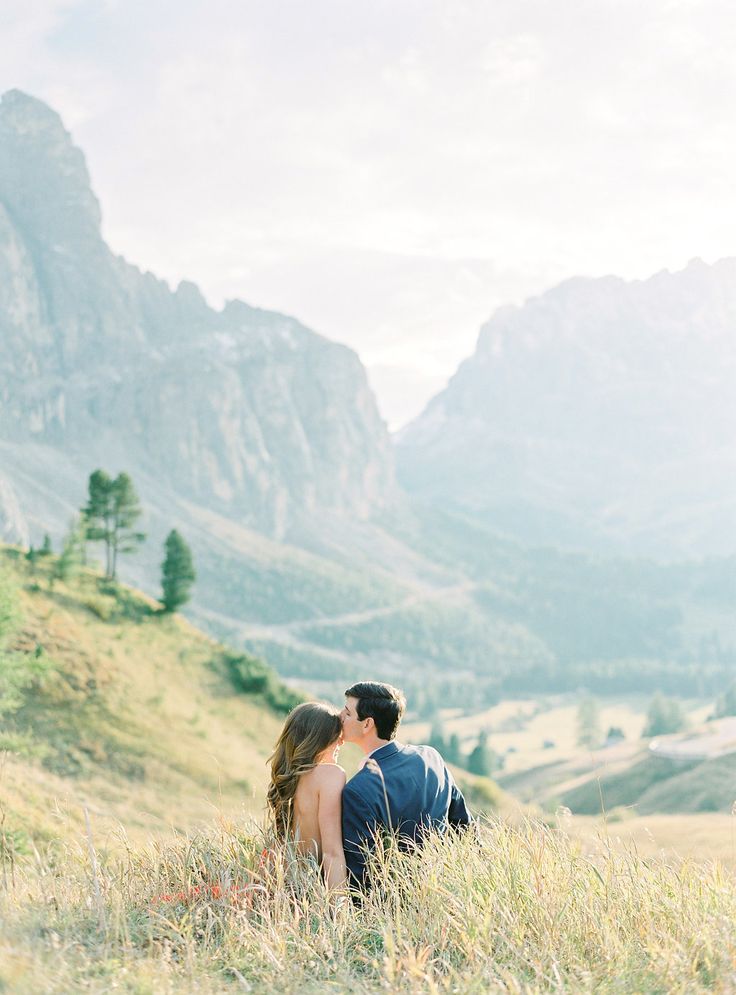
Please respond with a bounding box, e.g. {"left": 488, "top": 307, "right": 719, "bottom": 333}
{"left": 396, "top": 259, "right": 736, "bottom": 558}
{"left": 0, "top": 89, "right": 397, "bottom": 548}
{"left": 3, "top": 89, "right": 736, "bottom": 701}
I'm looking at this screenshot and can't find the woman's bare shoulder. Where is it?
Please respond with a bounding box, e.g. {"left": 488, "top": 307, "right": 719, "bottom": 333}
{"left": 313, "top": 764, "right": 347, "bottom": 788}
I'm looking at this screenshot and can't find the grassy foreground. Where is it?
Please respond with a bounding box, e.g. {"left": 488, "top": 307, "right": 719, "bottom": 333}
{"left": 2, "top": 817, "right": 736, "bottom": 994}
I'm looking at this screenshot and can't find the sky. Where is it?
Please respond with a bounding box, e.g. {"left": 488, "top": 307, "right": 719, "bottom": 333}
{"left": 2, "top": 0, "right": 736, "bottom": 428}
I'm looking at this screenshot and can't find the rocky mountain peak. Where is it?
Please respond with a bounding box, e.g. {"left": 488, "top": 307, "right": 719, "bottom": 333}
{"left": 0, "top": 89, "right": 101, "bottom": 245}
{"left": 397, "top": 258, "right": 736, "bottom": 558}
{"left": 0, "top": 91, "right": 398, "bottom": 543}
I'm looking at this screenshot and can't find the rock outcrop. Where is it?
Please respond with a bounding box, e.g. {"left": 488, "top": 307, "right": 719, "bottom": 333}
{"left": 0, "top": 89, "right": 397, "bottom": 544}
{"left": 396, "top": 260, "right": 736, "bottom": 558}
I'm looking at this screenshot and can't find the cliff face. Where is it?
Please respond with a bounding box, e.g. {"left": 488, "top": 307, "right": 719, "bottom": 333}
{"left": 396, "top": 260, "right": 736, "bottom": 558}
{"left": 0, "top": 90, "right": 396, "bottom": 542}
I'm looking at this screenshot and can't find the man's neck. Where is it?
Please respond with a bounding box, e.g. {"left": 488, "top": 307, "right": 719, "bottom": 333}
{"left": 360, "top": 735, "right": 390, "bottom": 756}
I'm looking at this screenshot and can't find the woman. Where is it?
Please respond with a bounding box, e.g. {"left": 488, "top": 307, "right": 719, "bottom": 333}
{"left": 267, "top": 701, "right": 347, "bottom": 890}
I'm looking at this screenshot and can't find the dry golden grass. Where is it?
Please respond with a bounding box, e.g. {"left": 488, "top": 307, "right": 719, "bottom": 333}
{"left": 2, "top": 816, "right": 736, "bottom": 993}
{"left": 570, "top": 811, "right": 736, "bottom": 868}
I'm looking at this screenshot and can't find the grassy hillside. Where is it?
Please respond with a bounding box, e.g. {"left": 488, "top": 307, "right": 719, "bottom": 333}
{"left": 0, "top": 545, "right": 503, "bottom": 853}
{"left": 558, "top": 752, "right": 736, "bottom": 816}
{"left": 0, "top": 546, "right": 303, "bottom": 850}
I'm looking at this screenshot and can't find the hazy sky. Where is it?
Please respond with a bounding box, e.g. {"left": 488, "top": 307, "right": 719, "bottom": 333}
{"left": 2, "top": 0, "right": 736, "bottom": 427}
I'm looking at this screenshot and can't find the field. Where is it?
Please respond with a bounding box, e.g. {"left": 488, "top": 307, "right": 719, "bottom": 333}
{"left": 570, "top": 812, "right": 736, "bottom": 866}
{"left": 3, "top": 815, "right": 736, "bottom": 993}
{"left": 402, "top": 695, "right": 713, "bottom": 774}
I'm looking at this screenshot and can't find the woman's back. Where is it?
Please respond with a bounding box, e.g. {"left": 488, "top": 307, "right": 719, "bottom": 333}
{"left": 267, "top": 701, "right": 347, "bottom": 889}
{"left": 293, "top": 763, "right": 346, "bottom": 864}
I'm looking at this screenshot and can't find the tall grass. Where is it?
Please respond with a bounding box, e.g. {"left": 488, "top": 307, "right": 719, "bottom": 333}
{"left": 1, "top": 816, "right": 735, "bottom": 993}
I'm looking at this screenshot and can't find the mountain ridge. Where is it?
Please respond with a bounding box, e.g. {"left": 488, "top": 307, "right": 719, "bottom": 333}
{"left": 0, "top": 88, "right": 398, "bottom": 544}
{"left": 396, "top": 256, "right": 736, "bottom": 558}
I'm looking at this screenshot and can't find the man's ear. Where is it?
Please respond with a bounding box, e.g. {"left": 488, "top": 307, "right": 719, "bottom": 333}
{"left": 364, "top": 716, "right": 375, "bottom": 733}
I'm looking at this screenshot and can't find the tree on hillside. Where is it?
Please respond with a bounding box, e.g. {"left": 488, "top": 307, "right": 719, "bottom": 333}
{"left": 39, "top": 533, "right": 52, "bottom": 557}
{"left": 446, "top": 732, "right": 463, "bottom": 766}
{"left": 160, "top": 530, "right": 196, "bottom": 613}
{"left": 25, "top": 546, "right": 38, "bottom": 575}
{"left": 714, "top": 682, "right": 736, "bottom": 718}
{"left": 576, "top": 696, "right": 601, "bottom": 748}
{"left": 109, "top": 473, "right": 145, "bottom": 580}
{"left": 428, "top": 718, "right": 447, "bottom": 756}
{"left": 643, "top": 693, "right": 686, "bottom": 737}
{"left": 83, "top": 470, "right": 114, "bottom": 577}
{"left": 82, "top": 470, "right": 145, "bottom": 580}
{"left": 467, "top": 729, "right": 494, "bottom": 776}
{"left": 53, "top": 517, "right": 87, "bottom": 584}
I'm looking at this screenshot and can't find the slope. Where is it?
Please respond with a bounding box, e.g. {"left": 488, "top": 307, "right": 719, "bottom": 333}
{"left": 0, "top": 545, "right": 300, "bottom": 848}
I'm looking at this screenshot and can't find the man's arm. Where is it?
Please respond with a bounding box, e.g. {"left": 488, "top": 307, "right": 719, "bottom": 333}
{"left": 342, "top": 778, "right": 380, "bottom": 889}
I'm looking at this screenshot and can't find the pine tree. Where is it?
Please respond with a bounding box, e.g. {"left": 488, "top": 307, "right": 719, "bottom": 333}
{"left": 109, "top": 473, "right": 145, "bottom": 580}
{"left": 643, "top": 693, "right": 686, "bottom": 737}
{"left": 715, "top": 682, "right": 736, "bottom": 718}
{"left": 446, "top": 733, "right": 463, "bottom": 766}
{"left": 25, "top": 546, "right": 38, "bottom": 575}
{"left": 467, "top": 730, "right": 494, "bottom": 776}
{"left": 82, "top": 470, "right": 145, "bottom": 580}
{"left": 83, "top": 470, "right": 114, "bottom": 578}
{"left": 160, "top": 530, "right": 196, "bottom": 613}
{"left": 576, "top": 696, "right": 601, "bottom": 748}
{"left": 53, "top": 517, "right": 87, "bottom": 583}
{"left": 428, "top": 717, "right": 447, "bottom": 756}
{"left": 39, "top": 534, "right": 53, "bottom": 557}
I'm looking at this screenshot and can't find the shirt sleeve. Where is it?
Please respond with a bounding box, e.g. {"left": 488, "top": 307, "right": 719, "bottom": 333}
{"left": 447, "top": 769, "right": 472, "bottom": 828}
{"left": 342, "top": 779, "right": 381, "bottom": 889}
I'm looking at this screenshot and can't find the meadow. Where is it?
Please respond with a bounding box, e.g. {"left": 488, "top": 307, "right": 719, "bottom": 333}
{"left": 3, "top": 815, "right": 736, "bottom": 993}
{"left": 401, "top": 695, "right": 713, "bottom": 774}
{"left": 4, "top": 548, "right": 736, "bottom": 992}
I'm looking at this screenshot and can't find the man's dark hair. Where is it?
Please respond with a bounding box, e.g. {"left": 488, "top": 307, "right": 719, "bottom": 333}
{"left": 344, "top": 681, "right": 406, "bottom": 741}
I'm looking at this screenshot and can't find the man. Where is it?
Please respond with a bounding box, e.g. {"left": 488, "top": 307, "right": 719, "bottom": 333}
{"left": 340, "top": 680, "right": 472, "bottom": 888}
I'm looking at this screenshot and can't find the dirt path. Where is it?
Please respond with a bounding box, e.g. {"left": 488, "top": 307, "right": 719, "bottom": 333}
{"left": 192, "top": 579, "right": 478, "bottom": 656}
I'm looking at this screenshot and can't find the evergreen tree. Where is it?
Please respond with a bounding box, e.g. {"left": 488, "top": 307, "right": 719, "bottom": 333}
{"left": 25, "top": 546, "right": 38, "bottom": 575}
{"left": 428, "top": 717, "right": 447, "bottom": 756}
{"left": 110, "top": 473, "right": 145, "bottom": 580}
{"left": 53, "top": 517, "right": 86, "bottom": 583}
{"left": 39, "top": 533, "right": 53, "bottom": 557}
{"left": 714, "top": 682, "right": 736, "bottom": 718}
{"left": 160, "top": 530, "right": 196, "bottom": 613}
{"left": 83, "top": 470, "right": 114, "bottom": 578}
{"left": 467, "top": 730, "right": 494, "bottom": 776}
{"left": 576, "top": 696, "right": 601, "bottom": 748}
{"left": 446, "top": 732, "right": 463, "bottom": 766}
{"left": 82, "top": 470, "right": 145, "bottom": 580}
{"left": 643, "top": 693, "right": 686, "bottom": 737}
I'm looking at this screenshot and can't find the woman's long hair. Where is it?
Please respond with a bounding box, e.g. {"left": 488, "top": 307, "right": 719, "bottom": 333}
{"left": 267, "top": 702, "right": 342, "bottom": 839}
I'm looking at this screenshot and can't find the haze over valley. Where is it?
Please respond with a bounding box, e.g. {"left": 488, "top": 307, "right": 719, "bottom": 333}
{"left": 2, "top": 90, "right": 736, "bottom": 834}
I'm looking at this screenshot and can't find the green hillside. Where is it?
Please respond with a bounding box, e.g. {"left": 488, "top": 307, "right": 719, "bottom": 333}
{"left": 0, "top": 546, "right": 302, "bottom": 849}
{"left": 558, "top": 751, "right": 736, "bottom": 816}
{"left": 0, "top": 545, "right": 503, "bottom": 851}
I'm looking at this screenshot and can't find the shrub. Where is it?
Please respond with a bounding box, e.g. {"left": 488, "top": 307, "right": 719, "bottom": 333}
{"left": 84, "top": 597, "right": 114, "bottom": 621}
{"left": 220, "top": 650, "right": 303, "bottom": 715}
{"left": 643, "top": 693, "right": 686, "bottom": 737}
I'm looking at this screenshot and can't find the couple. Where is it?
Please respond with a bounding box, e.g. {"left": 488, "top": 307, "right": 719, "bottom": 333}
{"left": 267, "top": 680, "right": 471, "bottom": 890}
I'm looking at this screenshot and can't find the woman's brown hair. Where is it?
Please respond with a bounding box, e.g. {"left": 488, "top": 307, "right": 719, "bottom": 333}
{"left": 266, "top": 702, "right": 342, "bottom": 839}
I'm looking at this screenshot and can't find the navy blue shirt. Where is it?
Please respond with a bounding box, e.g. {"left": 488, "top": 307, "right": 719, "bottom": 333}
{"left": 342, "top": 741, "right": 472, "bottom": 887}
